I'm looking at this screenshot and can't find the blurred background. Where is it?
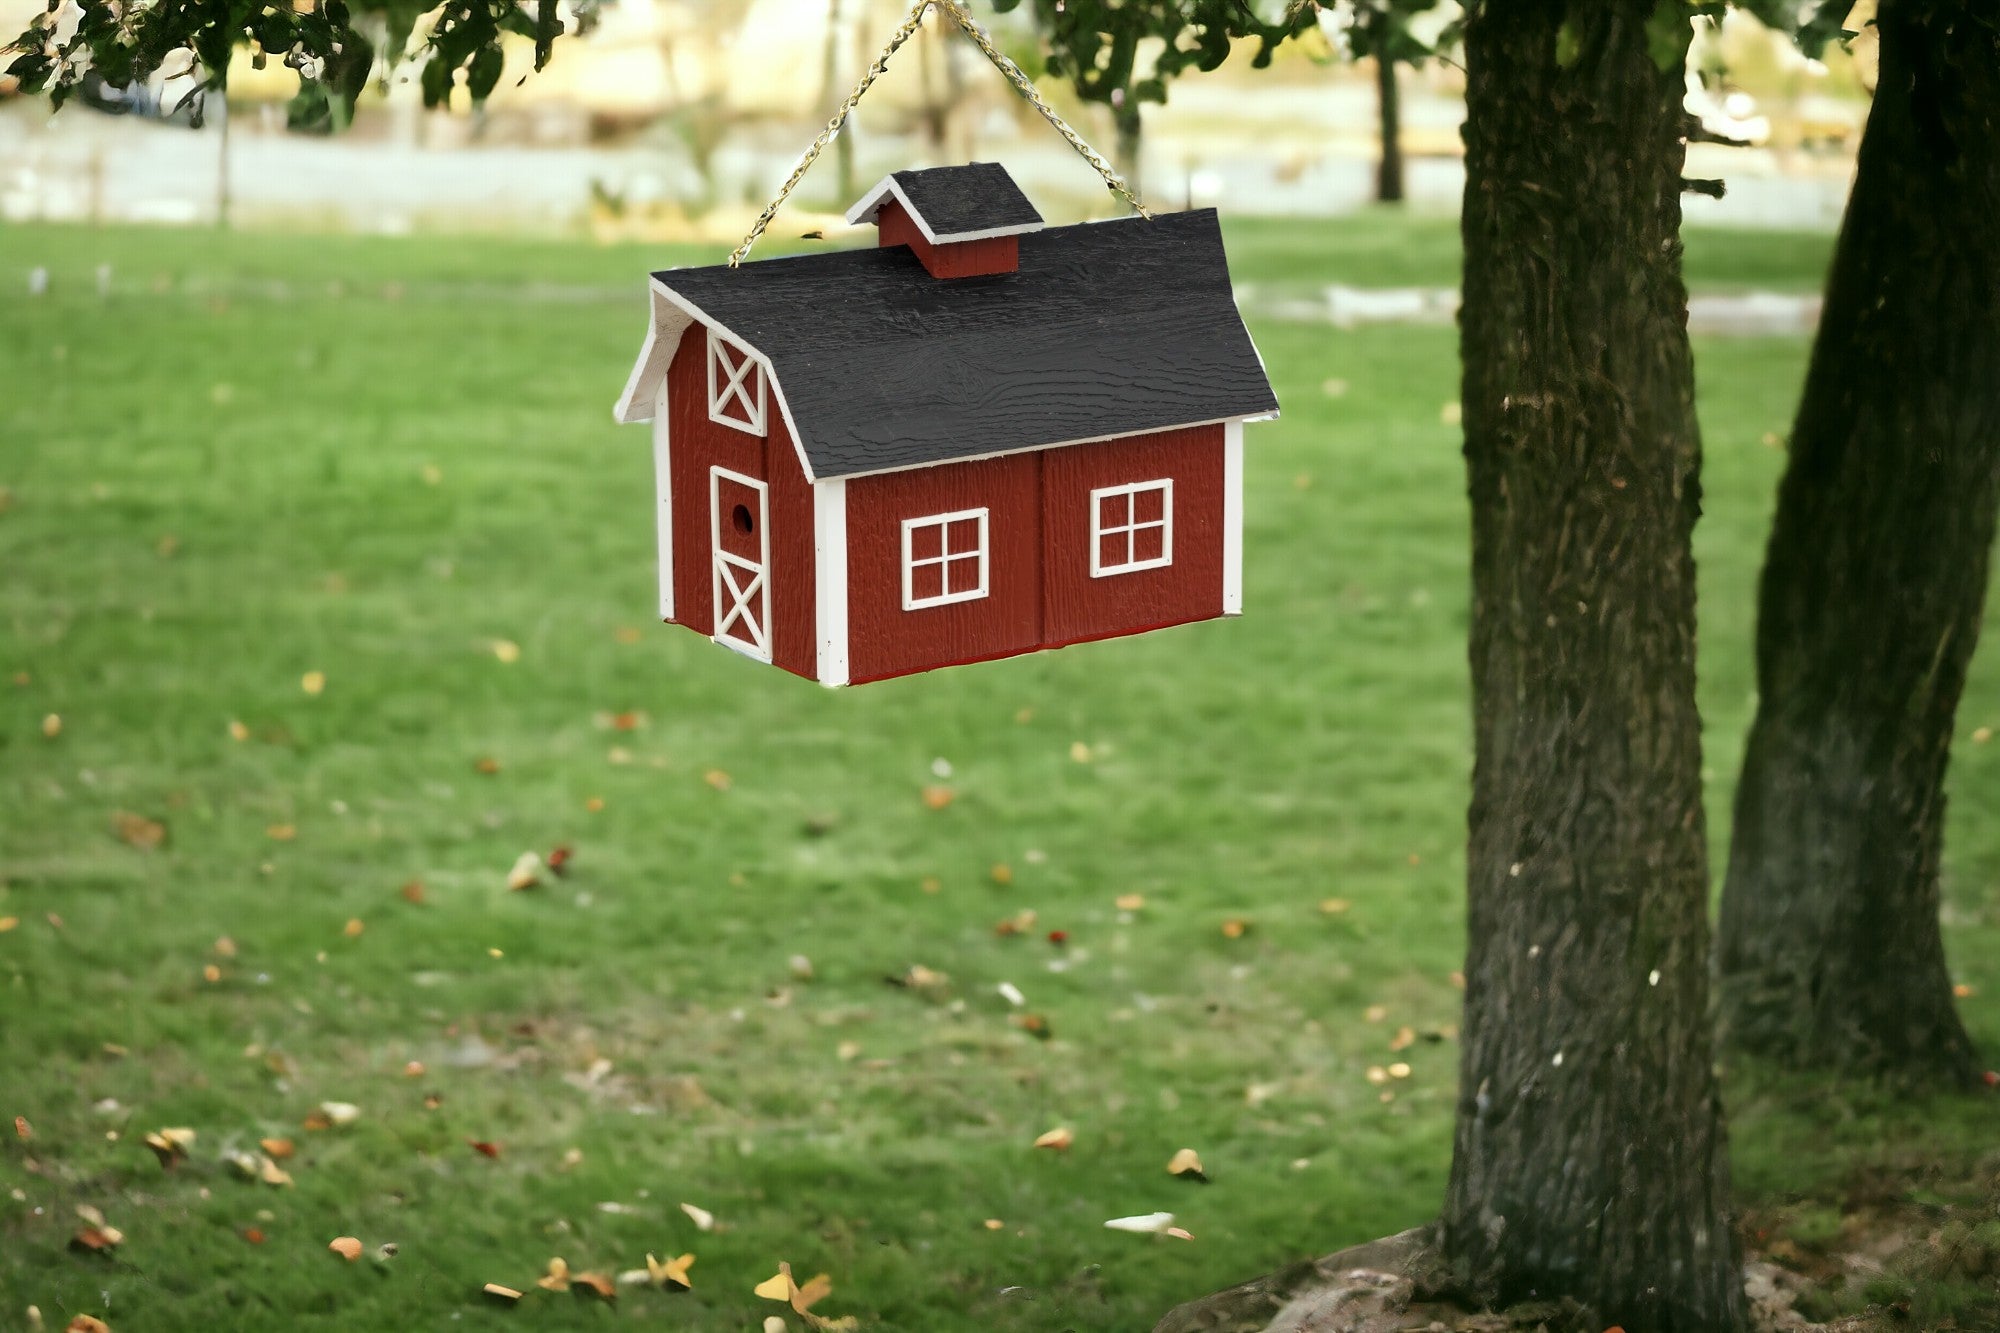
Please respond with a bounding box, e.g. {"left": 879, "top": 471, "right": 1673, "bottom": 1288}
{"left": 1, "top": 0, "right": 1876, "bottom": 240}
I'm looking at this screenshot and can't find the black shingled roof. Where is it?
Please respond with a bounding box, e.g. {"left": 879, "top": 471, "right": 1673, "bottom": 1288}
{"left": 654, "top": 208, "right": 1276, "bottom": 480}
{"left": 866, "top": 162, "right": 1043, "bottom": 240}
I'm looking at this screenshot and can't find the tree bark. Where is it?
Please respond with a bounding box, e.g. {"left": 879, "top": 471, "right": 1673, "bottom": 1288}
{"left": 1715, "top": 0, "right": 1999, "bottom": 1086}
{"left": 1370, "top": 14, "right": 1404, "bottom": 205}
{"left": 1440, "top": 5, "right": 1745, "bottom": 1331}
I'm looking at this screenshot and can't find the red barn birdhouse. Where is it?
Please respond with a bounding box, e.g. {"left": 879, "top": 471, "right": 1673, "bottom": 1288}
{"left": 613, "top": 161, "right": 1278, "bottom": 686}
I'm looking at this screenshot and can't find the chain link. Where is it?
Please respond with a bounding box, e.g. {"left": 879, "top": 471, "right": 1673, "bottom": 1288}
{"left": 728, "top": 0, "right": 1149, "bottom": 269}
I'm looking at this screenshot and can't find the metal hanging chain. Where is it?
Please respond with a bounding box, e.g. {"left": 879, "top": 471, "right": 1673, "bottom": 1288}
{"left": 728, "top": 0, "right": 1150, "bottom": 268}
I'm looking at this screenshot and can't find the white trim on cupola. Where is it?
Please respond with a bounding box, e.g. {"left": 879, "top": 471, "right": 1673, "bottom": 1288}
{"left": 844, "top": 174, "right": 1046, "bottom": 246}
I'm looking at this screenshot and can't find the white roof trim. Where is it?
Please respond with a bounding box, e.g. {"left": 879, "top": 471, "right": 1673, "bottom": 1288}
{"left": 613, "top": 277, "right": 820, "bottom": 484}
{"left": 844, "top": 174, "right": 1044, "bottom": 246}
{"left": 820, "top": 411, "right": 1277, "bottom": 484}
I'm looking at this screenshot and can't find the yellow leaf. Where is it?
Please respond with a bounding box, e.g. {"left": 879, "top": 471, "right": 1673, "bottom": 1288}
{"left": 482, "top": 1283, "right": 522, "bottom": 1302}
{"left": 266, "top": 824, "right": 296, "bottom": 842}
{"left": 506, "top": 851, "right": 543, "bottom": 892}
{"left": 989, "top": 863, "right": 1013, "bottom": 885}
{"left": 1167, "top": 1147, "right": 1206, "bottom": 1180}
{"left": 343, "top": 918, "right": 364, "bottom": 938}
{"left": 259, "top": 1155, "right": 293, "bottom": 1187}
{"left": 921, "top": 785, "right": 953, "bottom": 810}
{"left": 1032, "top": 1126, "right": 1074, "bottom": 1151}
{"left": 647, "top": 1251, "right": 695, "bottom": 1290}
{"left": 754, "top": 1268, "right": 796, "bottom": 1302}
{"left": 491, "top": 639, "right": 521, "bottom": 664}
{"left": 1318, "top": 897, "right": 1350, "bottom": 914}
{"left": 301, "top": 671, "right": 325, "bottom": 696}
{"left": 680, "top": 1201, "right": 715, "bottom": 1231}
{"left": 571, "top": 1271, "right": 617, "bottom": 1300}
{"left": 41, "top": 713, "right": 62, "bottom": 738}
{"left": 67, "top": 1317, "right": 111, "bottom": 1333}
{"left": 0, "top": 917, "right": 18, "bottom": 933}
{"left": 228, "top": 719, "right": 251, "bottom": 741}
{"left": 260, "top": 1137, "right": 294, "bottom": 1159}
{"left": 538, "top": 1257, "right": 572, "bottom": 1292}
{"left": 1389, "top": 1026, "right": 1416, "bottom": 1052}
{"left": 1068, "top": 740, "right": 1091, "bottom": 763}
{"left": 1114, "top": 893, "right": 1145, "bottom": 911}
{"left": 329, "top": 1236, "right": 363, "bottom": 1261}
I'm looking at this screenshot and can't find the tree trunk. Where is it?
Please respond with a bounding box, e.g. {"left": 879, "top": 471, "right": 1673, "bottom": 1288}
{"left": 1372, "top": 22, "right": 1404, "bottom": 204}
{"left": 1715, "top": 0, "right": 1999, "bottom": 1086}
{"left": 1114, "top": 99, "right": 1143, "bottom": 199}
{"left": 1440, "top": 5, "right": 1746, "bottom": 1331}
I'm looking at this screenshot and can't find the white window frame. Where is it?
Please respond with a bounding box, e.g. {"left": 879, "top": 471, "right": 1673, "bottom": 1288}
{"left": 901, "top": 507, "right": 990, "bottom": 610}
{"left": 1090, "top": 478, "right": 1174, "bottom": 577}
{"left": 706, "top": 329, "right": 767, "bottom": 437}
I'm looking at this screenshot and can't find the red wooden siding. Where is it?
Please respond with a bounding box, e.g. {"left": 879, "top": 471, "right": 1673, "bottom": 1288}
{"left": 846, "top": 452, "right": 1042, "bottom": 683}
{"left": 876, "top": 198, "right": 1020, "bottom": 279}
{"left": 1042, "top": 424, "right": 1226, "bottom": 646}
{"left": 662, "top": 324, "right": 817, "bottom": 679}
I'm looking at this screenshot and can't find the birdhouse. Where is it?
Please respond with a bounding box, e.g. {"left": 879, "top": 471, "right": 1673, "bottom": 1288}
{"left": 613, "top": 161, "right": 1278, "bottom": 686}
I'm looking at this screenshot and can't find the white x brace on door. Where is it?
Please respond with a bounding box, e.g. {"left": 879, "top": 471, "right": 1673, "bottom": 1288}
{"left": 710, "top": 466, "right": 772, "bottom": 662}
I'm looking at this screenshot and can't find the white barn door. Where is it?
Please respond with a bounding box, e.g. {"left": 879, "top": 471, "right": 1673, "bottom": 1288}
{"left": 709, "top": 466, "right": 771, "bottom": 662}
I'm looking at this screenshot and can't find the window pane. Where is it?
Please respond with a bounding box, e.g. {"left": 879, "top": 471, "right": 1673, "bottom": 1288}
{"left": 947, "top": 517, "right": 982, "bottom": 555}
{"left": 1097, "top": 491, "right": 1131, "bottom": 532}
{"left": 1132, "top": 523, "right": 1166, "bottom": 565}
{"left": 909, "top": 560, "right": 945, "bottom": 603}
{"left": 908, "top": 521, "right": 944, "bottom": 561}
{"left": 944, "top": 553, "right": 982, "bottom": 595}
{"left": 1099, "top": 532, "right": 1126, "bottom": 571}
{"left": 1131, "top": 485, "right": 1165, "bottom": 525}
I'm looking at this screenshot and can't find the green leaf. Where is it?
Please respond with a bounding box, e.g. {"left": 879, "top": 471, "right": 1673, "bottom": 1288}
{"left": 1555, "top": 20, "right": 1582, "bottom": 68}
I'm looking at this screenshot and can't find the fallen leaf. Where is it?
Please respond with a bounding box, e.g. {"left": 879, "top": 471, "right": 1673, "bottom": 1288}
{"left": 267, "top": 822, "right": 298, "bottom": 842}
{"left": 468, "top": 1139, "right": 502, "bottom": 1158}
{"left": 259, "top": 1156, "right": 293, "bottom": 1187}
{"left": 681, "top": 1201, "right": 715, "bottom": 1231}
{"left": 1220, "top": 919, "right": 1249, "bottom": 939}
{"left": 571, "top": 1271, "right": 617, "bottom": 1300}
{"left": 1388, "top": 1062, "right": 1413, "bottom": 1080}
{"left": 71, "top": 1225, "right": 123, "bottom": 1252}
{"left": 1069, "top": 740, "right": 1091, "bottom": 762}
{"left": 1974, "top": 726, "right": 1993, "bottom": 744}
{"left": 1165, "top": 1226, "right": 1195, "bottom": 1241}
{"left": 260, "top": 1137, "right": 294, "bottom": 1159}
{"left": 1365, "top": 1066, "right": 1391, "bottom": 1086}
{"left": 243, "top": 1227, "right": 266, "bottom": 1244}
{"left": 764, "top": 1320, "right": 787, "bottom": 1333}
{"left": 1955, "top": 983, "right": 1977, "bottom": 999}
{"left": 754, "top": 1269, "right": 795, "bottom": 1302}
{"left": 399, "top": 880, "right": 426, "bottom": 904}
{"left": 704, "top": 769, "right": 733, "bottom": 791}
{"left": 538, "top": 1257, "right": 572, "bottom": 1292}
{"left": 143, "top": 1127, "right": 194, "bottom": 1166}
{"left": 0, "top": 917, "right": 17, "bottom": 933}
{"left": 1032, "top": 1126, "right": 1074, "bottom": 1151}
{"left": 1319, "top": 897, "right": 1350, "bottom": 914}
{"left": 1104, "top": 1212, "right": 1176, "bottom": 1234}
{"left": 473, "top": 756, "right": 502, "bottom": 775}
{"left": 1115, "top": 893, "right": 1145, "bottom": 911}
{"left": 615, "top": 626, "right": 643, "bottom": 644}
{"left": 329, "top": 1236, "right": 363, "bottom": 1261}
{"left": 1363, "top": 1004, "right": 1389, "bottom": 1023}
{"left": 506, "top": 851, "right": 543, "bottom": 891}
{"left": 997, "top": 981, "right": 1026, "bottom": 1007}
{"left": 547, "top": 845, "right": 573, "bottom": 876}
{"left": 14, "top": 1115, "right": 29, "bottom": 1139}
{"left": 213, "top": 935, "right": 237, "bottom": 958}
{"left": 491, "top": 639, "right": 521, "bottom": 664}
{"left": 1046, "top": 929, "right": 1069, "bottom": 946}
{"left": 1011, "top": 1013, "right": 1052, "bottom": 1039}
{"left": 1389, "top": 1026, "right": 1416, "bottom": 1052}
{"left": 302, "top": 1110, "right": 332, "bottom": 1131}
{"left": 793, "top": 1271, "right": 833, "bottom": 1312}
{"left": 66, "top": 1318, "right": 110, "bottom": 1333}
{"left": 647, "top": 1251, "right": 695, "bottom": 1290}
{"left": 921, "top": 785, "right": 954, "bottom": 810}
{"left": 1167, "top": 1147, "right": 1207, "bottom": 1182}
{"left": 993, "top": 909, "right": 1037, "bottom": 937}
{"left": 203, "top": 963, "right": 223, "bottom": 983}
{"left": 318, "top": 1101, "right": 360, "bottom": 1127}
{"left": 113, "top": 811, "right": 166, "bottom": 851}
{"left": 482, "top": 1283, "right": 522, "bottom": 1302}
{"left": 402, "top": 1061, "right": 425, "bottom": 1078}
{"left": 585, "top": 796, "right": 606, "bottom": 812}
{"left": 983, "top": 1218, "right": 1004, "bottom": 1230}
{"left": 42, "top": 713, "right": 62, "bottom": 738}
{"left": 836, "top": 1040, "right": 861, "bottom": 1061}
{"left": 990, "top": 863, "right": 1013, "bottom": 885}
{"left": 343, "top": 918, "right": 364, "bottom": 938}
{"left": 228, "top": 720, "right": 251, "bottom": 742}
{"left": 301, "top": 671, "right": 326, "bottom": 696}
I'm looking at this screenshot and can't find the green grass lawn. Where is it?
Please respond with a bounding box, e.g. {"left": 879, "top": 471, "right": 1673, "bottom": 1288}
{"left": 1, "top": 218, "right": 1993, "bottom": 1333}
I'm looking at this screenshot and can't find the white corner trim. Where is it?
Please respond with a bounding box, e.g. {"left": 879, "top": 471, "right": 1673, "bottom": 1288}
{"left": 1088, "top": 478, "right": 1174, "bottom": 578}
{"left": 814, "top": 480, "right": 850, "bottom": 688}
{"left": 654, "top": 380, "right": 674, "bottom": 621}
{"left": 844, "top": 174, "right": 1043, "bottom": 245}
{"left": 901, "top": 507, "right": 991, "bottom": 610}
{"left": 1222, "top": 420, "right": 1244, "bottom": 616}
